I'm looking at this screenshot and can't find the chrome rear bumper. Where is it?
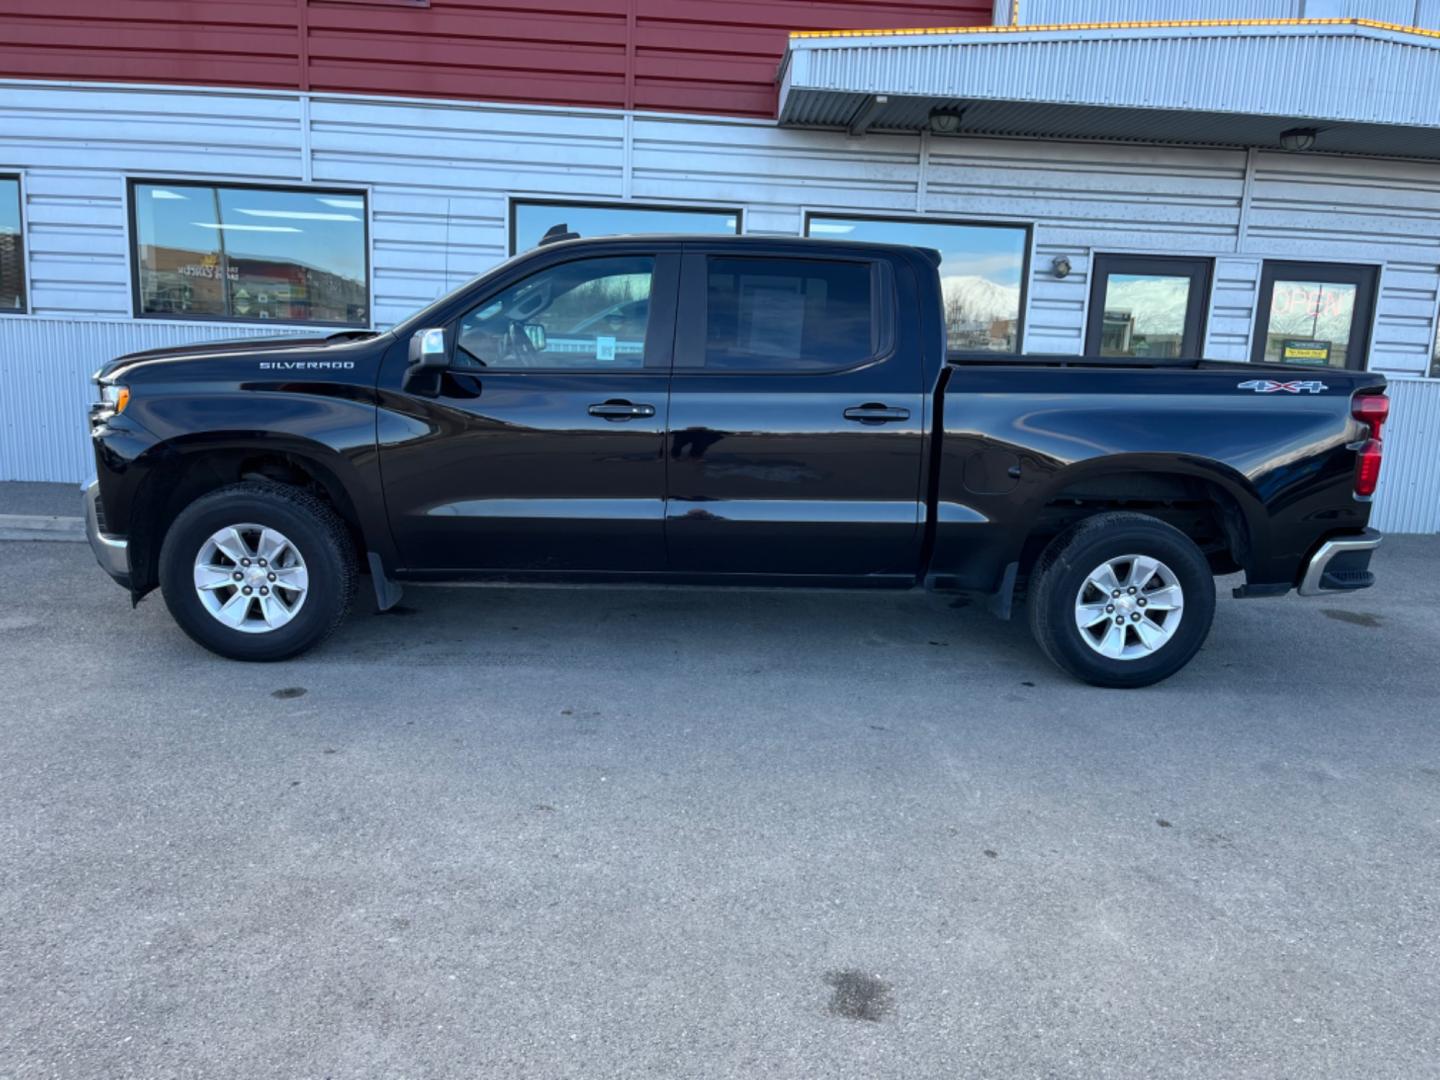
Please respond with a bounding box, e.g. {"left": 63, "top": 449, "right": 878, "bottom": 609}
{"left": 83, "top": 478, "right": 130, "bottom": 585}
{"left": 1297, "top": 529, "right": 1381, "bottom": 596}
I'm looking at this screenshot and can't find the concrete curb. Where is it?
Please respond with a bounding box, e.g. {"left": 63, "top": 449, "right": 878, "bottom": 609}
{"left": 0, "top": 514, "right": 87, "bottom": 542}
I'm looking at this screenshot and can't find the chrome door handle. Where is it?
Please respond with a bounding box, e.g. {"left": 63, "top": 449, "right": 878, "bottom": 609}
{"left": 843, "top": 404, "right": 911, "bottom": 424}
{"left": 588, "top": 400, "right": 656, "bottom": 420}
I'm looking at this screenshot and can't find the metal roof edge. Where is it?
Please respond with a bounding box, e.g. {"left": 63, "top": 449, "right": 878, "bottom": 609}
{"left": 787, "top": 17, "right": 1440, "bottom": 45}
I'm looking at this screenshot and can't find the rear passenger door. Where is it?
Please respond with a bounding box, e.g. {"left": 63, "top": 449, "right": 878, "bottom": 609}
{"left": 665, "top": 246, "right": 926, "bottom": 579}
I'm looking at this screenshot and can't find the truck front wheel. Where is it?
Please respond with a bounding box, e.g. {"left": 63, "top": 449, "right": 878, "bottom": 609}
{"left": 1027, "top": 512, "right": 1215, "bottom": 688}
{"left": 158, "top": 482, "right": 358, "bottom": 661}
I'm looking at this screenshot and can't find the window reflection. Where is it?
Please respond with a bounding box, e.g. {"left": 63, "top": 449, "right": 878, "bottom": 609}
{"left": 512, "top": 202, "right": 739, "bottom": 254}
{"left": 1263, "top": 279, "right": 1357, "bottom": 369}
{"left": 703, "top": 257, "right": 874, "bottom": 371}
{"left": 133, "top": 183, "right": 368, "bottom": 325}
{"left": 457, "top": 256, "right": 653, "bottom": 370}
{"left": 805, "top": 216, "right": 1027, "bottom": 352}
{"left": 1099, "top": 274, "right": 1192, "bottom": 358}
{"left": 0, "top": 177, "right": 25, "bottom": 313}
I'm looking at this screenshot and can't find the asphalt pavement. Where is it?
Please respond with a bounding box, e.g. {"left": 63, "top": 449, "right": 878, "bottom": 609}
{"left": 1, "top": 514, "right": 1438, "bottom": 1078}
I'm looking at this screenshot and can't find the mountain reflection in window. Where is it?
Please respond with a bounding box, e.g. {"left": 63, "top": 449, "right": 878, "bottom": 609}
{"left": 1099, "top": 274, "right": 1192, "bottom": 359}
{"left": 805, "top": 216, "right": 1027, "bottom": 351}
{"left": 132, "top": 183, "right": 368, "bottom": 325}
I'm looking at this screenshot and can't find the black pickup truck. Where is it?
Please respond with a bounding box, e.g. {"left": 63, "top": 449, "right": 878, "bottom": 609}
{"left": 85, "top": 234, "right": 1387, "bottom": 687}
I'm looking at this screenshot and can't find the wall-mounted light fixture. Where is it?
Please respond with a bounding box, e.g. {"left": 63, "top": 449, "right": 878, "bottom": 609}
{"left": 1051, "top": 255, "right": 1072, "bottom": 279}
{"left": 928, "top": 107, "right": 965, "bottom": 135}
{"left": 1279, "top": 127, "right": 1318, "bottom": 152}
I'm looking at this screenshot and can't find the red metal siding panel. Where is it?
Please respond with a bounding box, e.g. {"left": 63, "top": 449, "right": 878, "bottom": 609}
{"left": 304, "top": 0, "right": 630, "bottom": 106}
{"left": 0, "top": 0, "right": 303, "bottom": 89}
{"left": 634, "top": 0, "right": 993, "bottom": 116}
{"left": 0, "top": 0, "right": 992, "bottom": 115}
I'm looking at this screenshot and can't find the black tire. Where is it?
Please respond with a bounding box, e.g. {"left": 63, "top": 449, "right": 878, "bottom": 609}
{"left": 1026, "top": 511, "right": 1216, "bottom": 688}
{"left": 158, "top": 482, "right": 357, "bottom": 661}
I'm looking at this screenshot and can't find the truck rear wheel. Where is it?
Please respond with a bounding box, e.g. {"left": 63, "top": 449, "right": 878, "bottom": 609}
{"left": 158, "top": 482, "right": 357, "bottom": 661}
{"left": 1027, "top": 512, "right": 1215, "bottom": 688}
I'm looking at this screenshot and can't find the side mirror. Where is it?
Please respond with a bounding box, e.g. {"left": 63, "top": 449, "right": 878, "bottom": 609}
{"left": 521, "top": 322, "right": 547, "bottom": 352}
{"left": 408, "top": 327, "right": 449, "bottom": 369}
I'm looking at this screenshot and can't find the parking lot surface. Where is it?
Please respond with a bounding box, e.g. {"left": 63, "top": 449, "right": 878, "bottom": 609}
{"left": 2, "top": 532, "right": 1438, "bottom": 1079}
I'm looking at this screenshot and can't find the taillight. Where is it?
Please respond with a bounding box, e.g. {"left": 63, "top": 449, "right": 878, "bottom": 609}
{"left": 1352, "top": 392, "right": 1388, "bottom": 497}
{"left": 1352, "top": 393, "right": 1388, "bottom": 438}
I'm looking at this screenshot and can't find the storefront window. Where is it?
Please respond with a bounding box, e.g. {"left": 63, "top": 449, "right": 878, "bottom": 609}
{"left": 1086, "top": 255, "right": 1212, "bottom": 359}
{"left": 804, "top": 215, "right": 1028, "bottom": 352}
{"left": 1432, "top": 316, "right": 1440, "bottom": 379}
{"left": 511, "top": 201, "right": 739, "bottom": 254}
{"left": 1264, "top": 280, "right": 1358, "bottom": 366}
{"left": 1251, "top": 261, "right": 1376, "bottom": 370}
{"left": 0, "top": 176, "right": 26, "bottom": 314}
{"left": 131, "top": 182, "right": 369, "bottom": 325}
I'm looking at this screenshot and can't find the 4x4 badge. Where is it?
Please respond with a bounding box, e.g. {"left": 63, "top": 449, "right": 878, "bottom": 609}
{"left": 1238, "top": 379, "right": 1328, "bottom": 394}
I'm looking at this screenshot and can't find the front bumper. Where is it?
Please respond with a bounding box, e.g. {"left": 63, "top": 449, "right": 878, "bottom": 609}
{"left": 1297, "top": 528, "right": 1381, "bottom": 596}
{"left": 83, "top": 478, "right": 131, "bottom": 587}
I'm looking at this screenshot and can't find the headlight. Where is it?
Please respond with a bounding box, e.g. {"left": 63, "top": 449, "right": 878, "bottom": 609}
{"left": 100, "top": 384, "right": 130, "bottom": 414}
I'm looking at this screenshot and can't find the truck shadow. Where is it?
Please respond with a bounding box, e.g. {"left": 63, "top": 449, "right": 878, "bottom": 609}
{"left": 344, "top": 583, "right": 1040, "bottom": 676}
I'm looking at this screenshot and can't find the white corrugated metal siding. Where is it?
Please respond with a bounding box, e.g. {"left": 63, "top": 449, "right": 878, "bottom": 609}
{"left": 1019, "top": 0, "right": 1302, "bottom": 20}
{"left": 783, "top": 22, "right": 1440, "bottom": 131}
{"left": 0, "top": 317, "right": 305, "bottom": 483}
{"left": 1371, "top": 378, "right": 1440, "bottom": 533}
{"left": 1, "top": 79, "right": 1438, "bottom": 530}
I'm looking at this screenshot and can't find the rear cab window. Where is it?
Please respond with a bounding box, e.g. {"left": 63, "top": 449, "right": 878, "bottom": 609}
{"left": 677, "top": 250, "right": 894, "bottom": 373}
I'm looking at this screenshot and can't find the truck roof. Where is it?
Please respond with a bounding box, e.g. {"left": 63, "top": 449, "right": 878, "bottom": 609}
{"left": 529, "top": 232, "right": 943, "bottom": 264}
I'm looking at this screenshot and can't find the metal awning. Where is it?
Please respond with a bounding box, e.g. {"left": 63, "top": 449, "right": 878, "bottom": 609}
{"left": 778, "top": 19, "right": 1440, "bottom": 159}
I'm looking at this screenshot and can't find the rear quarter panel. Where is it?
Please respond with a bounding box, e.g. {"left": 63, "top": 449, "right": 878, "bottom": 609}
{"left": 931, "top": 364, "right": 1382, "bottom": 592}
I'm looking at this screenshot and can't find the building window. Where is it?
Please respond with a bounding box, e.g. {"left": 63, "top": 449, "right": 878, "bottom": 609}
{"left": 1086, "top": 255, "right": 1212, "bottom": 359}
{"left": 511, "top": 201, "right": 740, "bottom": 255}
{"left": 1250, "top": 261, "right": 1377, "bottom": 371}
{"left": 130, "top": 181, "right": 369, "bottom": 326}
{"left": 804, "top": 214, "right": 1028, "bottom": 352}
{"left": 0, "top": 175, "right": 26, "bottom": 314}
{"left": 1432, "top": 313, "right": 1440, "bottom": 379}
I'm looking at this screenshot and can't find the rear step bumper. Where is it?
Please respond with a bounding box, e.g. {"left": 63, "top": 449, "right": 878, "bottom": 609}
{"left": 1298, "top": 529, "right": 1381, "bottom": 596}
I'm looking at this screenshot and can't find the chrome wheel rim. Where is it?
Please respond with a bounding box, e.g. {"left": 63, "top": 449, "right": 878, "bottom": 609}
{"left": 1074, "top": 554, "right": 1184, "bottom": 661}
{"left": 193, "top": 523, "right": 309, "bottom": 634}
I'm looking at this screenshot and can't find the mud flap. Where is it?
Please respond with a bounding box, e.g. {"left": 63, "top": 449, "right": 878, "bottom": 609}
{"left": 367, "top": 552, "right": 404, "bottom": 612}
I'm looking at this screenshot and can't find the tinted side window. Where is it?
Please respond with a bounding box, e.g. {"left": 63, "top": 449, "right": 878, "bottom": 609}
{"left": 703, "top": 257, "right": 874, "bottom": 371}
{"left": 456, "top": 256, "right": 653, "bottom": 370}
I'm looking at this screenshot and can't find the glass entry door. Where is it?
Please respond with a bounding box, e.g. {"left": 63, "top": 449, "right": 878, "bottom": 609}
{"left": 1085, "top": 255, "right": 1212, "bottom": 358}
{"left": 1252, "top": 261, "right": 1377, "bottom": 370}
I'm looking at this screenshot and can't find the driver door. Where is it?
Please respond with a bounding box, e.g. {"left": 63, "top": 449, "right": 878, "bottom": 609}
{"left": 378, "top": 248, "right": 679, "bottom": 574}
